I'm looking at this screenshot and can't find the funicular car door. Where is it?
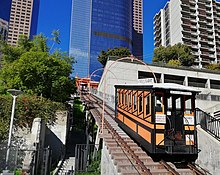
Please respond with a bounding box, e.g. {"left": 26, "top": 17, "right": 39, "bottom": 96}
{"left": 165, "top": 93, "right": 185, "bottom": 152}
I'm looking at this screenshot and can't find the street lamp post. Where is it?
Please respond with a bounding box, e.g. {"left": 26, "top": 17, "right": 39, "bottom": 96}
{"left": 5, "top": 89, "right": 22, "bottom": 171}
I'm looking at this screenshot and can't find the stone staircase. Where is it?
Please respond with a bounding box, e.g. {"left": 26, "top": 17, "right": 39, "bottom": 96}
{"left": 57, "top": 157, "right": 75, "bottom": 175}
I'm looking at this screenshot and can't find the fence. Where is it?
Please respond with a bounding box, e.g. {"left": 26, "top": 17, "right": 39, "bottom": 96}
{"left": 90, "top": 88, "right": 115, "bottom": 109}
{"left": 0, "top": 144, "right": 51, "bottom": 175}
{"left": 75, "top": 144, "right": 100, "bottom": 173}
{"left": 196, "top": 108, "right": 220, "bottom": 141}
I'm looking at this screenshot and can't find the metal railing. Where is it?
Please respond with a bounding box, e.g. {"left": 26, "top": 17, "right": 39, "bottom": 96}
{"left": 196, "top": 108, "right": 220, "bottom": 141}
{"left": 90, "top": 88, "right": 115, "bottom": 110}
{"left": 0, "top": 144, "right": 51, "bottom": 175}
{"left": 75, "top": 144, "right": 100, "bottom": 173}
{"left": 214, "top": 110, "right": 220, "bottom": 120}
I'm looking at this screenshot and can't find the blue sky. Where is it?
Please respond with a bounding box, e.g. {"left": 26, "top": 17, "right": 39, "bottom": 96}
{"left": 37, "top": 0, "right": 168, "bottom": 63}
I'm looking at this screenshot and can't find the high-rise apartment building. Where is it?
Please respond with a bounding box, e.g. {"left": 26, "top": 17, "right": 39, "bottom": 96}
{"left": 133, "top": 0, "right": 143, "bottom": 57}
{"left": 7, "top": 0, "right": 40, "bottom": 45}
{"left": 69, "top": 0, "right": 143, "bottom": 78}
{"left": 154, "top": 0, "right": 220, "bottom": 68}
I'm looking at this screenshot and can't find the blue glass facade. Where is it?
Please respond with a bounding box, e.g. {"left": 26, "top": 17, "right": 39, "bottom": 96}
{"left": 69, "top": 0, "right": 92, "bottom": 78}
{"left": 69, "top": 0, "right": 142, "bottom": 79}
{"left": 30, "top": 0, "right": 40, "bottom": 39}
{"left": 0, "top": 0, "right": 12, "bottom": 21}
{"left": 90, "top": 0, "right": 133, "bottom": 76}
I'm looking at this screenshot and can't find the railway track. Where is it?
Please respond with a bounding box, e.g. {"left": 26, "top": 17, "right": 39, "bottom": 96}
{"left": 81, "top": 94, "right": 208, "bottom": 175}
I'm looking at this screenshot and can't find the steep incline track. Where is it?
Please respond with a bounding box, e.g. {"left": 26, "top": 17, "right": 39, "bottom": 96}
{"left": 82, "top": 94, "right": 207, "bottom": 175}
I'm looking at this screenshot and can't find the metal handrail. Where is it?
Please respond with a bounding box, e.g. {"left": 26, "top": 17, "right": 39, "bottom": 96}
{"left": 196, "top": 108, "right": 220, "bottom": 141}
{"left": 213, "top": 110, "right": 220, "bottom": 120}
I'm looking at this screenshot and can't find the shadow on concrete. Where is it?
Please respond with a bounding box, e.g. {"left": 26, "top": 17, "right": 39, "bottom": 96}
{"left": 65, "top": 99, "right": 86, "bottom": 158}
{"left": 45, "top": 126, "right": 64, "bottom": 162}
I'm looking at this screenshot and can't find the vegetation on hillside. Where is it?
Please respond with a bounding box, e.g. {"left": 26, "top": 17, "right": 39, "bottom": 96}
{"left": 205, "top": 62, "right": 220, "bottom": 71}
{"left": 0, "top": 32, "right": 75, "bottom": 102}
{"left": 0, "top": 94, "right": 65, "bottom": 141}
{"left": 98, "top": 47, "right": 131, "bottom": 66}
{"left": 0, "top": 31, "right": 75, "bottom": 141}
{"left": 153, "top": 43, "right": 195, "bottom": 66}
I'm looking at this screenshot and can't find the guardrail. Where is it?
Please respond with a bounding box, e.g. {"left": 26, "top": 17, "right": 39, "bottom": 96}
{"left": 90, "top": 89, "right": 115, "bottom": 110}
{"left": 214, "top": 110, "right": 220, "bottom": 120}
{"left": 196, "top": 108, "right": 220, "bottom": 141}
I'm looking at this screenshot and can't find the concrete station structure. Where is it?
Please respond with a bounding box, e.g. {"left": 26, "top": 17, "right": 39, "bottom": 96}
{"left": 98, "top": 57, "right": 220, "bottom": 112}
{"left": 95, "top": 57, "right": 220, "bottom": 174}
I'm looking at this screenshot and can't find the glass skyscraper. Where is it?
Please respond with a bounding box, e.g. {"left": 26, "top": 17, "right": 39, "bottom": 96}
{"left": 69, "top": 0, "right": 143, "bottom": 78}
{"left": 0, "top": 0, "right": 12, "bottom": 21}
{"left": 0, "top": 0, "right": 12, "bottom": 41}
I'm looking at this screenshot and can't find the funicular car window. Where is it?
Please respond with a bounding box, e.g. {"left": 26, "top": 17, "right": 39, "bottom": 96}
{"left": 185, "top": 96, "right": 192, "bottom": 114}
{"left": 122, "top": 93, "right": 124, "bottom": 105}
{"left": 146, "top": 95, "right": 150, "bottom": 115}
{"left": 155, "top": 93, "right": 163, "bottom": 112}
{"left": 134, "top": 94, "right": 137, "bottom": 110}
{"left": 126, "top": 93, "right": 128, "bottom": 106}
{"left": 129, "top": 93, "right": 132, "bottom": 107}
{"left": 139, "top": 95, "right": 143, "bottom": 112}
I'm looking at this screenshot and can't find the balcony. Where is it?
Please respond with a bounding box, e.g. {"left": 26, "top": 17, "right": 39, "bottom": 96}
{"left": 189, "top": 0, "right": 196, "bottom": 5}
{"left": 198, "top": 1, "right": 206, "bottom": 6}
{"left": 181, "top": 14, "right": 191, "bottom": 21}
{"left": 207, "top": 41, "right": 215, "bottom": 46}
{"left": 190, "top": 18, "right": 197, "bottom": 23}
{"left": 200, "top": 54, "right": 215, "bottom": 61}
{"left": 190, "top": 25, "right": 197, "bottom": 29}
{"left": 206, "top": 16, "right": 212, "bottom": 21}
{"left": 193, "top": 51, "right": 200, "bottom": 56}
{"left": 207, "top": 34, "right": 214, "bottom": 39}
{"left": 154, "top": 34, "right": 161, "bottom": 41}
{"left": 201, "top": 58, "right": 211, "bottom": 64}
{"left": 200, "top": 44, "right": 215, "bottom": 51}
{"left": 154, "top": 28, "right": 161, "bottom": 35}
{"left": 206, "top": 22, "right": 213, "bottom": 27}
{"left": 199, "top": 20, "right": 206, "bottom": 25}
{"left": 200, "top": 32, "right": 208, "bottom": 37}
{"left": 154, "top": 40, "right": 162, "bottom": 47}
{"left": 191, "top": 44, "right": 199, "bottom": 50}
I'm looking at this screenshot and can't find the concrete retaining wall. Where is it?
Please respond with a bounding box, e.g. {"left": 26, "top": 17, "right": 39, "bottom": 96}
{"left": 101, "top": 141, "right": 118, "bottom": 175}
{"left": 196, "top": 126, "right": 220, "bottom": 175}
{"left": 45, "top": 111, "right": 68, "bottom": 162}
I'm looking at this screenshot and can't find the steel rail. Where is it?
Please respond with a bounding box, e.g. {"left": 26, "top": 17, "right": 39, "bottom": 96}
{"left": 159, "top": 160, "right": 180, "bottom": 175}
{"left": 188, "top": 163, "right": 207, "bottom": 175}
{"left": 83, "top": 94, "right": 211, "bottom": 175}
{"left": 86, "top": 94, "right": 152, "bottom": 175}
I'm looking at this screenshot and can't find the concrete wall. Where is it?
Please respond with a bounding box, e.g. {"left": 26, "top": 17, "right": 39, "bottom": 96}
{"left": 45, "top": 111, "right": 68, "bottom": 161}
{"left": 98, "top": 59, "right": 220, "bottom": 112}
{"left": 101, "top": 142, "right": 118, "bottom": 175}
{"left": 13, "top": 111, "right": 68, "bottom": 170}
{"left": 196, "top": 126, "right": 220, "bottom": 175}
{"left": 169, "top": 0, "right": 183, "bottom": 45}
{"left": 22, "top": 118, "right": 46, "bottom": 171}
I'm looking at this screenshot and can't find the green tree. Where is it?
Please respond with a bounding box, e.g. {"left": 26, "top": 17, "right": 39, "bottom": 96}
{"left": 0, "top": 94, "right": 65, "bottom": 141}
{"left": 50, "top": 30, "right": 61, "bottom": 52}
{"left": 167, "top": 59, "right": 182, "bottom": 66}
{"left": 0, "top": 33, "right": 75, "bottom": 102}
{"left": 0, "top": 40, "right": 24, "bottom": 63}
{"left": 17, "top": 35, "right": 32, "bottom": 51}
{"left": 206, "top": 62, "right": 220, "bottom": 71}
{"left": 153, "top": 43, "right": 195, "bottom": 66}
{"left": 30, "top": 33, "right": 48, "bottom": 52}
{"left": 98, "top": 47, "right": 131, "bottom": 66}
